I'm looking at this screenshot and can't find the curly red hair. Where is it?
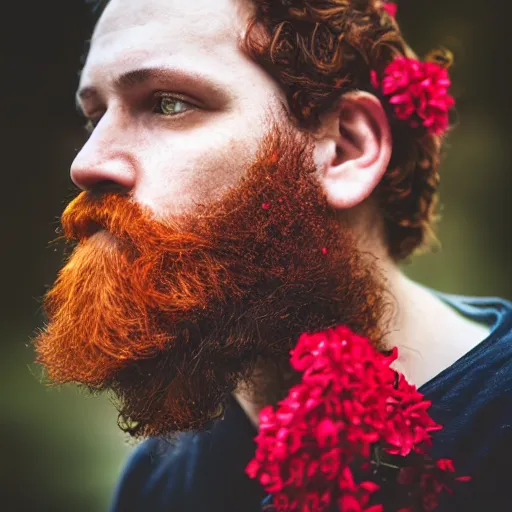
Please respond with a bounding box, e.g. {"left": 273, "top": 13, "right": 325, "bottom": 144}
{"left": 239, "top": 0, "right": 449, "bottom": 261}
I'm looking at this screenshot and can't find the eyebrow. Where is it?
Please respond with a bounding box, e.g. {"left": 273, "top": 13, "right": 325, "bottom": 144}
{"left": 76, "top": 66, "right": 230, "bottom": 111}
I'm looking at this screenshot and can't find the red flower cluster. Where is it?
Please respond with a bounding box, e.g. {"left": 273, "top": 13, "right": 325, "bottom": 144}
{"left": 246, "top": 326, "right": 468, "bottom": 512}
{"left": 370, "top": 58, "right": 455, "bottom": 136}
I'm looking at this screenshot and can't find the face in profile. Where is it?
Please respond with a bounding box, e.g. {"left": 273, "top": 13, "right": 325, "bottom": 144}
{"left": 33, "top": 0, "right": 390, "bottom": 438}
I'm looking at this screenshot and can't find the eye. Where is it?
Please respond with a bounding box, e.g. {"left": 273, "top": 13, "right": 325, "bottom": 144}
{"left": 154, "top": 94, "right": 195, "bottom": 116}
{"left": 82, "top": 94, "right": 196, "bottom": 135}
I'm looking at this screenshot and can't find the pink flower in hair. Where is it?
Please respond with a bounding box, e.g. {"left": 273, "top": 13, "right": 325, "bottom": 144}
{"left": 371, "top": 57, "right": 455, "bottom": 135}
{"left": 381, "top": 2, "right": 398, "bottom": 17}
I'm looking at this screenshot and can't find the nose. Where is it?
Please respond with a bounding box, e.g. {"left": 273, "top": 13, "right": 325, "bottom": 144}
{"left": 70, "top": 117, "right": 137, "bottom": 192}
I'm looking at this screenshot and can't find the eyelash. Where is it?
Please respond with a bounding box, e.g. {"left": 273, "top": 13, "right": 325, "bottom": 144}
{"left": 84, "top": 93, "right": 196, "bottom": 134}
{"left": 153, "top": 93, "right": 196, "bottom": 117}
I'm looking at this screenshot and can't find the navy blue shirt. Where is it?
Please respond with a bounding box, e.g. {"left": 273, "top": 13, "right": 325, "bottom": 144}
{"left": 109, "top": 292, "right": 512, "bottom": 511}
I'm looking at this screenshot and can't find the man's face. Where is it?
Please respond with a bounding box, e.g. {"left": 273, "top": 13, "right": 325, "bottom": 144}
{"left": 34, "top": 0, "right": 390, "bottom": 438}
{"left": 72, "top": 0, "right": 287, "bottom": 216}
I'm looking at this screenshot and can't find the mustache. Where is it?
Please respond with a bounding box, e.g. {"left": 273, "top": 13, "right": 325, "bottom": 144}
{"left": 60, "top": 191, "right": 212, "bottom": 252}
{"left": 61, "top": 191, "right": 138, "bottom": 240}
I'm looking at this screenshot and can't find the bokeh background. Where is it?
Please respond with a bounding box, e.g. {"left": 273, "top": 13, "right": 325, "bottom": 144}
{"left": 1, "top": 0, "right": 511, "bottom": 511}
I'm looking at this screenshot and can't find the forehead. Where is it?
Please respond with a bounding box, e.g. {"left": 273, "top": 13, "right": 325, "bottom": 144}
{"left": 81, "top": 0, "right": 254, "bottom": 87}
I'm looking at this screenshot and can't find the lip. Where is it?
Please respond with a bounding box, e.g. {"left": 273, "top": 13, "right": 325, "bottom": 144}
{"left": 89, "top": 229, "right": 118, "bottom": 246}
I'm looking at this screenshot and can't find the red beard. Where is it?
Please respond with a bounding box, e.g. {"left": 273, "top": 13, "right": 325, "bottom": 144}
{"left": 34, "top": 119, "right": 392, "bottom": 438}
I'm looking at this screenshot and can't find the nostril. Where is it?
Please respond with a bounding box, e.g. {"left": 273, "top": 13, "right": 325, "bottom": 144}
{"left": 88, "top": 180, "right": 132, "bottom": 197}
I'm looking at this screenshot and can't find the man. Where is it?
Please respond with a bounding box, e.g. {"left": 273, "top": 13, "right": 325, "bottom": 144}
{"left": 34, "top": 0, "right": 511, "bottom": 510}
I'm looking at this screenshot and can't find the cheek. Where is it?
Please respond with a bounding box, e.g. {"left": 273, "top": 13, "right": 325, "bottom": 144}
{"left": 133, "top": 119, "right": 263, "bottom": 216}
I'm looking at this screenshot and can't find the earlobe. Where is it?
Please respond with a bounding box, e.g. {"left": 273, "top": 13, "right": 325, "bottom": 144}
{"left": 316, "top": 92, "right": 392, "bottom": 210}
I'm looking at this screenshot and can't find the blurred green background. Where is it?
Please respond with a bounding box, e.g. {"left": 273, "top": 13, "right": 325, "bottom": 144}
{"left": 1, "top": 0, "right": 510, "bottom": 511}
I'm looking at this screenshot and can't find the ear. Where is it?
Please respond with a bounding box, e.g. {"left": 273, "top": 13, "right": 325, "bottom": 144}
{"left": 314, "top": 91, "right": 392, "bottom": 209}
